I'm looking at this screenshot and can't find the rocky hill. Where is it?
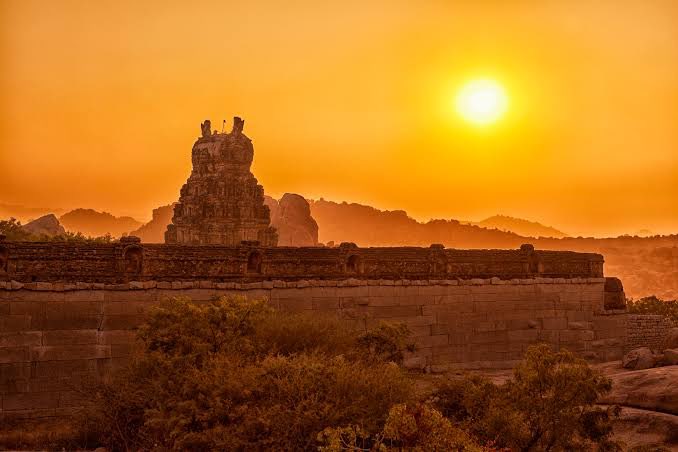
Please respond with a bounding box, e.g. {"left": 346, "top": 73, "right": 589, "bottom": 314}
{"left": 470, "top": 214, "right": 568, "bottom": 238}
{"left": 128, "top": 204, "right": 174, "bottom": 243}
{"left": 264, "top": 194, "right": 318, "bottom": 246}
{"left": 58, "top": 208, "right": 142, "bottom": 238}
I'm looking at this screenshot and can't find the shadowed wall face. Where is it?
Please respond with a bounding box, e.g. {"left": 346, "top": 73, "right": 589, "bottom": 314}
{"left": 0, "top": 276, "right": 628, "bottom": 421}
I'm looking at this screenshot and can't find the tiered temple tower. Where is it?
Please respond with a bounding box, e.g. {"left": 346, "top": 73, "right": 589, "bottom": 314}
{"left": 164, "top": 117, "right": 278, "bottom": 246}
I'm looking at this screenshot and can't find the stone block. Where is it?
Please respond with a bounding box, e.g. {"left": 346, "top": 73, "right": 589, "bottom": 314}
{"left": 559, "top": 330, "right": 594, "bottom": 342}
{"left": 42, "top": 330, "right": 98, "bottom": 346}
{"left": 30, "top": 359, "right": 100, "bottom": 378}
{"left": 101, "top": 315, "right": 143, "bottom": 330}
{"left": 278, "top": 298, "right": 313, "bottom": 311}
{"left": 542, "top": 318, "right": 568, "bottom": 330}
{"left": 409, "top": 325, "right": 432, "bottom": 337}
{"left": 366, "top": 297, "right": 399, "bottom": 307}
{"left": 97, "top": 330, "right": 137, "bottom": 345}
{"left": 2, "top": 391, "right": 60, "bottom": 411}
{"left": 58, "top": 390, "right": 90, "bottom": 408}
{"left": 103, "top": 301, "right": 155, "bottom": 316}
{"left": 0, "top": 346, "right": 29, "bottom": 364}
{"left": 507, "top": 329, "right": 539, "bottom": 342}
{"left": 368, "top": 286, "right": 396, "bottom": 297}
{"left": 471, "top": 330, "right": 508, "bottom": 344}
{"left": 0, "top": 315, "right": 32, "bottom": 332}
{"left": 30, "top": 345, "right": 111, "bottom": 362}
{"left": 414, "top": 334, "right": 448, "bottom": 347}
{"left": 0, "top": 362, "right": 31, "bottom": 383}
{"left": 0, "top": 332, "right": 42, "bottom": 347}
{"left": 311, "top": 297, "right": 341, "bottom": 311}
{"left": 567, "top": 321, "right": 592, "bottom": 330}
{"left": 367, "top": 305, "right": 421, "bottom": 319}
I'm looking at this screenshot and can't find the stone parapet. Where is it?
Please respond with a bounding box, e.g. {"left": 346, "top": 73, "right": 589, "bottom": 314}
{"left": 0, "top": 242, "right": 604, "bottom": 283}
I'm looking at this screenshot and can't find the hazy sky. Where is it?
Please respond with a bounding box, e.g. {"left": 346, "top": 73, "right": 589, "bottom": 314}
{"left": 2, "top": 0, "right": 677, "bottom": 236}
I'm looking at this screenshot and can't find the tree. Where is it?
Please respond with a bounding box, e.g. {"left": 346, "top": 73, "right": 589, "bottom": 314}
{"left": 433, "top": 344, "right": 621, "bottom": 451}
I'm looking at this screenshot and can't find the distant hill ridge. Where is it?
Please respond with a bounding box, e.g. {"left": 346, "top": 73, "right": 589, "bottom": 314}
{"left": 469, "top": 214, "right": 568, "bottom": 239}
{"left": 58, "top": 208, "right": 142, "bottom": 238}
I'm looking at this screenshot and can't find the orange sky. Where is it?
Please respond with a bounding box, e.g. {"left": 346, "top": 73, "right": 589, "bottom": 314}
{"left": 1, "top": 0, "right": 677, "bottom": 237}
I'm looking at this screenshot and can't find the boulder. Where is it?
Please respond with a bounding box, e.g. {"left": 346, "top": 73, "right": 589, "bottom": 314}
{"left": 265, "top": 193, "right": 319, "bottom": 246}
{"left": 22, "top": 214, "right": 66, "bottom": 236}
{"left": 622, "top": 347, "right": 655, "bottom": 370}
{"left": 663, "top": 348, "right": 678, "bottom": 366}
{"left": 599, "top": 366, "right": 678, "bottom": 415}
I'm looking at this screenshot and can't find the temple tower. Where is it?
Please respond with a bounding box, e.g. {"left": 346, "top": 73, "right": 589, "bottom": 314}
{"left": 164, "top": 117, "right": 278, "bottom": 246}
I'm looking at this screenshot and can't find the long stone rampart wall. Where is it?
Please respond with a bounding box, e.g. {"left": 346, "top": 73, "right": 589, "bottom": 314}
{"left": 0, "top": 241, "right": 603, "bottom": 283}
{"left": 0, "top": 276, "right": 627, "bottom": 421}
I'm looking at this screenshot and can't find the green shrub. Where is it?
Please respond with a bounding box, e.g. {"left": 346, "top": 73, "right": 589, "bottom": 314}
{"left": 432, "top": 344, "right": 621, "bottom": 451}
{"left": 318, "top": 403, "right": 484, "bottom": 451}
{"left": 83, "top": 296, "right": 414, "bottom": 451}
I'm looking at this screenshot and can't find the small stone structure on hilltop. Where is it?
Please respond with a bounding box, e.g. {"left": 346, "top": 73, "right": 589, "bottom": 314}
{"left": 165, "top": 117, "right": 278, "bottom": 246}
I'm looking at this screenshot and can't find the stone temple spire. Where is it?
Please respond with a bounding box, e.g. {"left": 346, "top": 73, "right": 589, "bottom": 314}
{"left": 164, "top": 117, "right": 278, "bottom": 246}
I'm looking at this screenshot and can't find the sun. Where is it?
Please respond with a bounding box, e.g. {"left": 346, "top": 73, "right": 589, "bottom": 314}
{"left": 455, "top": 79, "right": 508, "bottom": 126}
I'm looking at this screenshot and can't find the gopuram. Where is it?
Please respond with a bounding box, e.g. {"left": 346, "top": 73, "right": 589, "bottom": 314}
{"left": 164, "top": 117, "right": 278, "bottom": 246}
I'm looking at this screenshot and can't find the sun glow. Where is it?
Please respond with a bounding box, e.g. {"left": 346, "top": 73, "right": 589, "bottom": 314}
{"left": 455, "top": 79, "right": 508, "bottom": 126}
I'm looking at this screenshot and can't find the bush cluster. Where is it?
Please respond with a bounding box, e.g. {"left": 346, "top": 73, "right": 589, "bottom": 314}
{"left": 83, "top": 296, "right": 415, "bottom": 451}
{"left": 78, "top": 297, "right": 624, "bottom": 451}
{"left": 432, "top": 344, "right": 621, "bottom": 451}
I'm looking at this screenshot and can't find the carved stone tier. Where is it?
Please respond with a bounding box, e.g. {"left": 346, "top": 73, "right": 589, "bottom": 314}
{"left": 165, "top": 117, "right": 278, "bottom": 246}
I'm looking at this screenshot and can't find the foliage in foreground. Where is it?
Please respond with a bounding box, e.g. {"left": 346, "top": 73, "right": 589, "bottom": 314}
{"left": 76, "top": 297, "right": 625, "bottom": 451}
{"left": 627, "top": 296, "right": 678, "bottom": 325}
{"left": 432, "top": 344, "right": 621, "bottom": 451}
{"left": 318, "top": 403, "right": 484, "bottom": 451}
{"left": 82, "top": 296, "right": 415, "bottom": 451}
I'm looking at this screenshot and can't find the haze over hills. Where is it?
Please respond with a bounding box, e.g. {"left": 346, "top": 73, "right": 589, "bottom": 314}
{"left": 2, "top": 198, "right": 676, "bottom": 300}
{"left": 58, "top": 208, "right": 142, "bottom": 238}
{"left": 466, "top": 215, "right": 568, "bottom": 239}
{"left": 0, "top": 203, "right": 67, "bottom": 223}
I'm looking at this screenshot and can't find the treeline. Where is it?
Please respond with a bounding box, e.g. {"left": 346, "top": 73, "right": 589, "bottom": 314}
{"left": 0, "top": 218, "right": 113, "bottom": 243}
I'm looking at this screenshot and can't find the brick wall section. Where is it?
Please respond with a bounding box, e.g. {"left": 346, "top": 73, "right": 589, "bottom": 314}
{"left": 625, "top": 314, "right": 673, "bottom": 352}
{"left": 0, "top": 276, "right": 627, "bottom": 421}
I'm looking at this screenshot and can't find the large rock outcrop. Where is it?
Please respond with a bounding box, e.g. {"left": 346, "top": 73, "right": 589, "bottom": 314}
{"left": 21, "top": 214, "right": 66, "bottom": 236}
{"left": 129, "top": 204, "right": 174, "bottom": 243}
{"left": 265, "top": 194, "right": 318, "bottom": 246}
{"left": 165, "top": 117, "right": 277, "bottom": 246}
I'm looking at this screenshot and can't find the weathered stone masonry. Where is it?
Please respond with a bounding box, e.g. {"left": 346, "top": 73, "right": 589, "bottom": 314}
{"left": 0, "top": 241, "right": 627, "bottom": 420}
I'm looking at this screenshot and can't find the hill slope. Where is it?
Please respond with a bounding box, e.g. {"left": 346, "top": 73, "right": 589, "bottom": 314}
{"left": 472, "top": 215, "right": 568, "bottom": 238}
{"left": 59, "top": 209, "right": 142, "bottom": 237}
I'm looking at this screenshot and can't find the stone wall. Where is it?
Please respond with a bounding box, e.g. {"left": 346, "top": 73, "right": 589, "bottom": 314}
{"left": 0, "top": 276, "right": 627, "bottom": 421}
{"left": 0, "top": 241, "right": 604, "bottom": 283}
{"left": 625, "top": 314, "right": 673, "bottom": 352}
